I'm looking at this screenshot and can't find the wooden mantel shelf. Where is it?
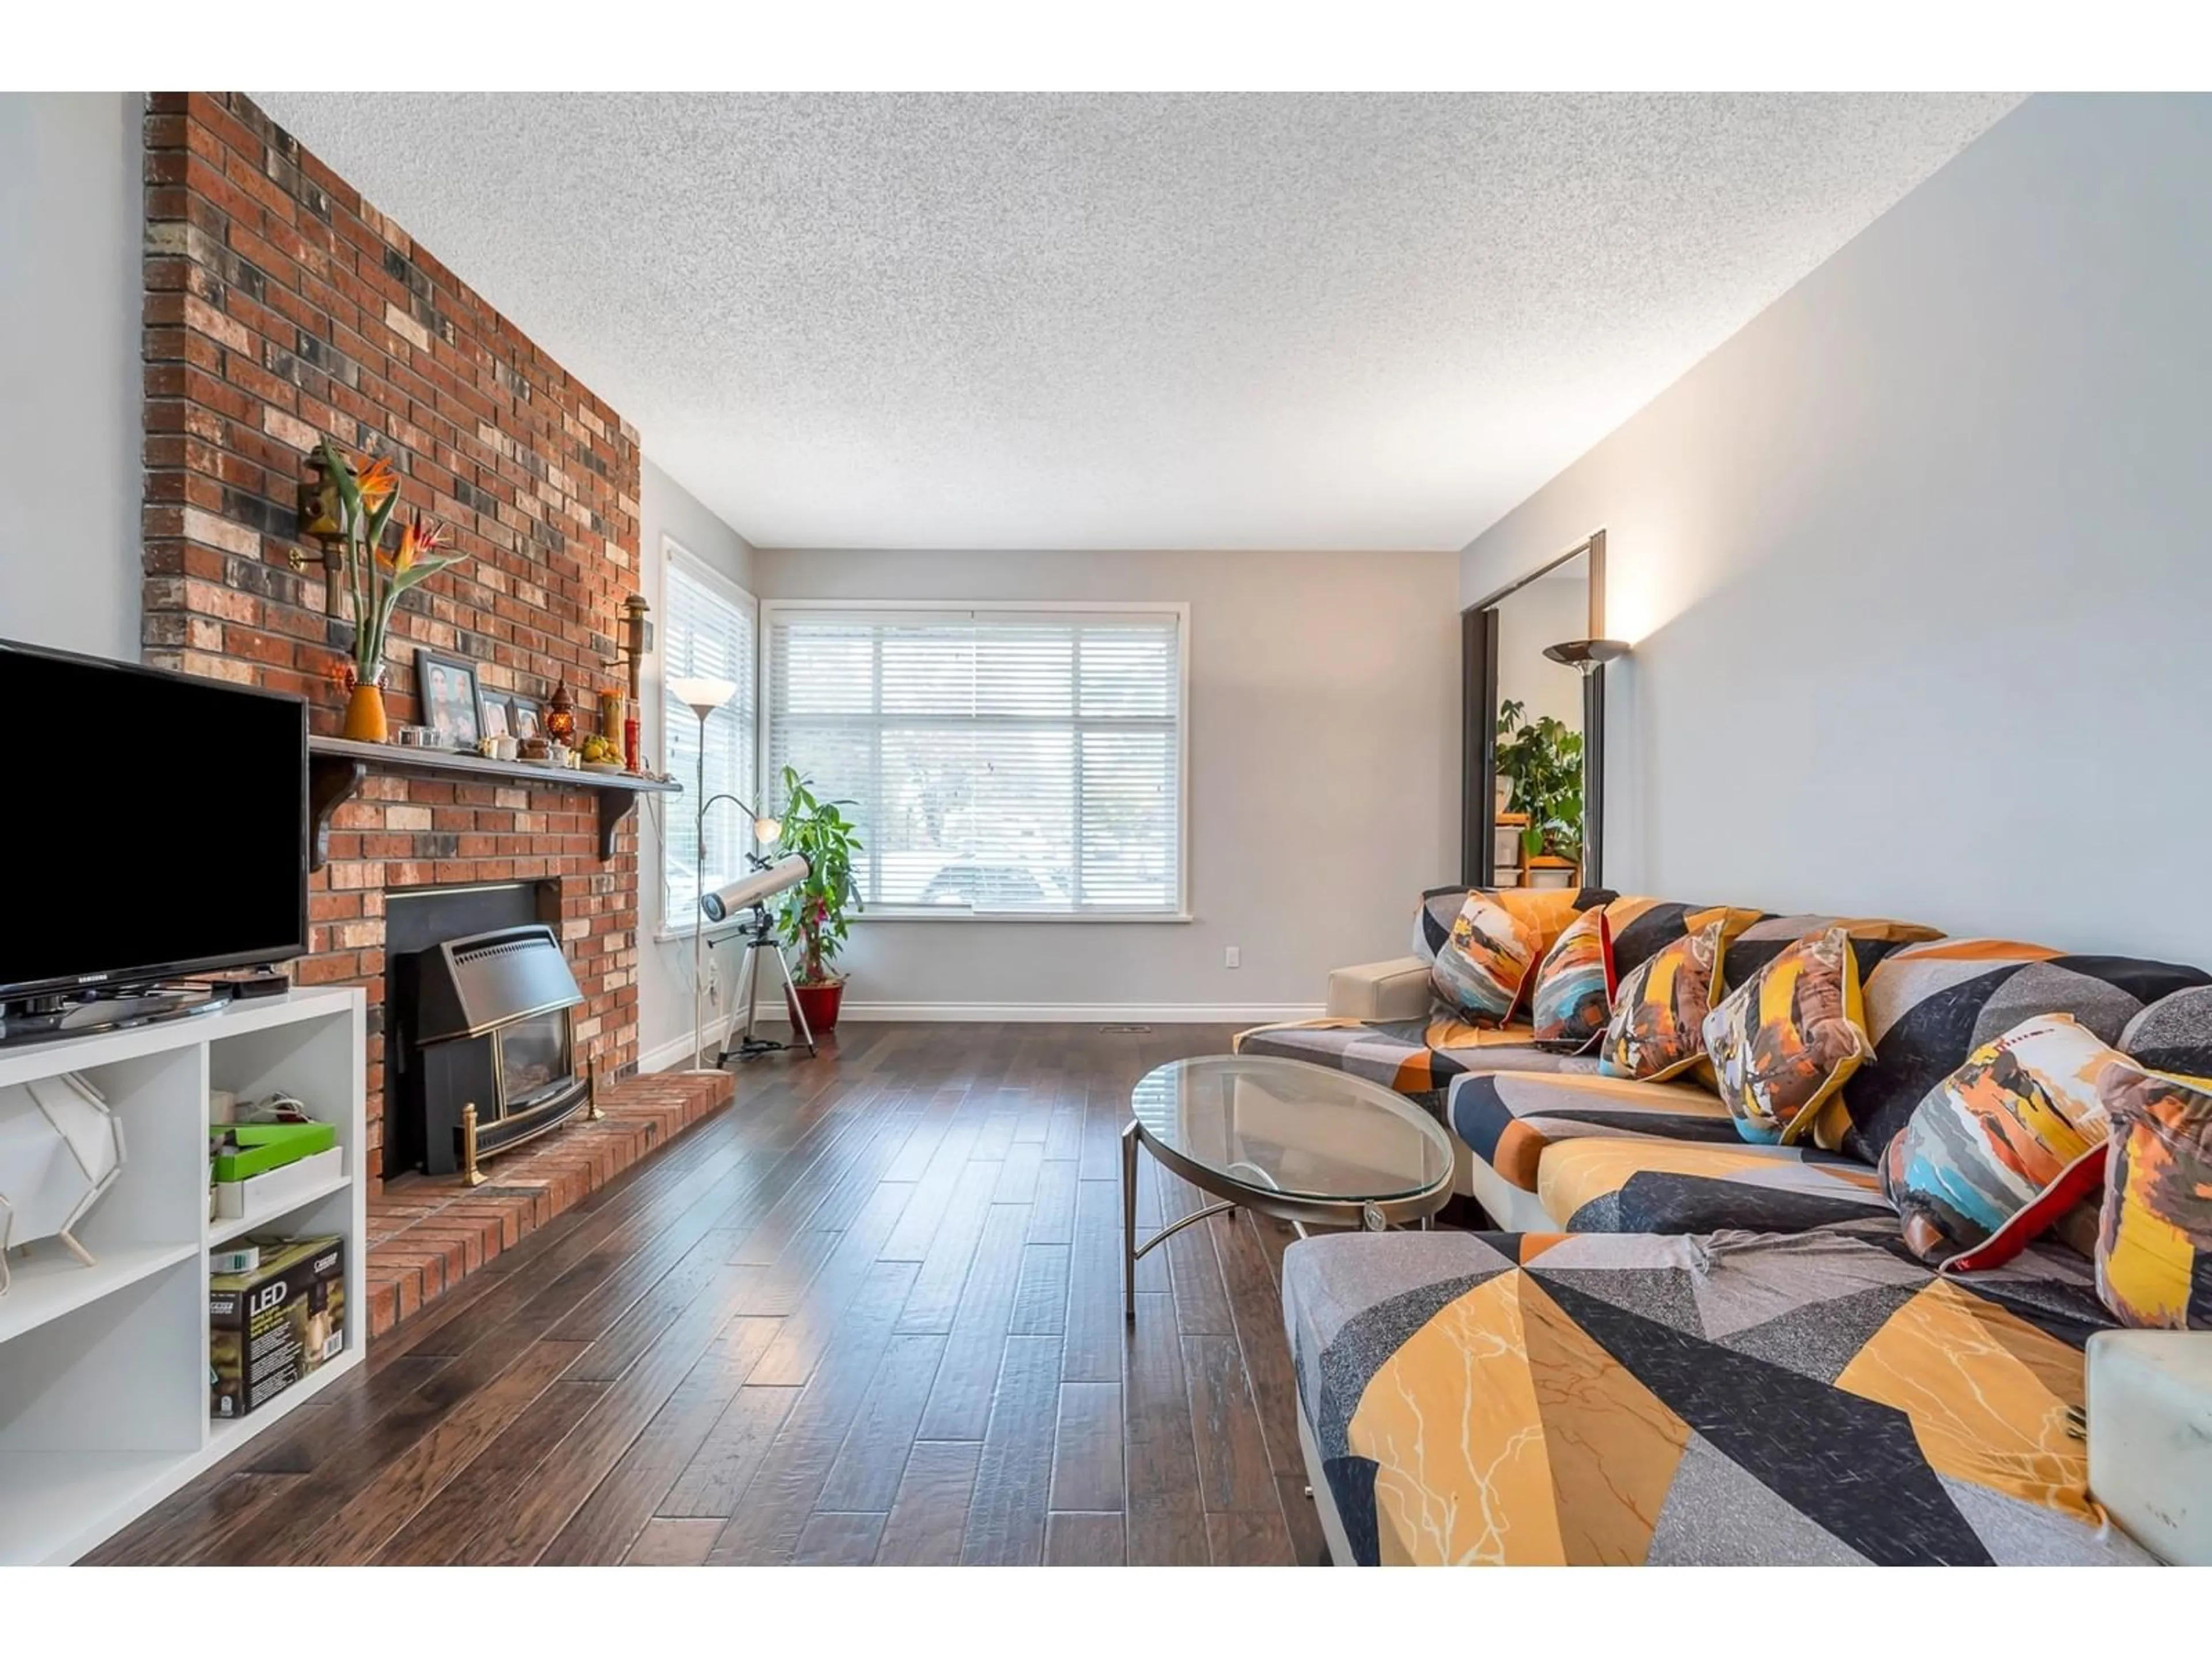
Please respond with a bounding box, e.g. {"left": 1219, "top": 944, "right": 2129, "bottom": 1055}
{"left": 306, "top": 734, "right": 681, "bottom": 869}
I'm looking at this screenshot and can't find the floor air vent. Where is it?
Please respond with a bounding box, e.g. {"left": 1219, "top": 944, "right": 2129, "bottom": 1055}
{"left": 1099, "top": 1023, "right": 1153, "bottom": 1034}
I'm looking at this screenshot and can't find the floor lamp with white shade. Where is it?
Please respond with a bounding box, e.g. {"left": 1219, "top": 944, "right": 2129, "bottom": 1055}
{"left": 668, "top": 673, "right": 780, "bottom": 1074}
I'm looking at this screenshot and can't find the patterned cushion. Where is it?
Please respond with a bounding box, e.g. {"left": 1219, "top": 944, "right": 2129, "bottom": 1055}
{"left": 2120, "top": 985, "right": 2212, "bottom": 1076}
{"left": 1528, "top": 907, "right": 1615, "bottom": 1051}
{"left": 1430, "top": 893, "right": 1542, "bottom": 1025}
{"left": 1232, "top": 1017, "right": 1596, "bottom": 1096}
{"left": 1283, "top": 1228, "right": 2143, "bottom": 1565}
{"left": 1880, "top": 1014, "right": 2130, "bottom": 1271}
{"left": 1703, "top": 926, "right": 1873, "bottom": 1146}
{"left": 1449, "top": 1070, "right": 1740, "bottom": 1194}
{"left": 1536, "top": 1136, "right": 1893, "bottom": 1234}
{"left": 1719, "top": 913, "right": 1945, "bottom": 993}
{"left": 1412, "top": 884, "right": 1609, "bottom": 964}
{"left": 1597, "top": 916, "right": 1725, "bottom": 1083}
{"left": 1839, "top": 940, "right": 2212, "bottom": 1165}
{"left": 2096, "top": 1059, "right": 2212, "bottom": 1329}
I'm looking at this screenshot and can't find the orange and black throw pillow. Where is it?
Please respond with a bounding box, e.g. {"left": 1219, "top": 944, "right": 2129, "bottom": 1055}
{"left": 1596, "top": 916, "right": 1725, "bottom": 1083}
{"left": 1528, "top": 908, "right": 1615, "bottom": 1052}
{"left": 1703, "top": 926, "right": 1873, "bottom": 1146}
{"left": 2096, "top": 1059, "right": 2212, "bottom": 1329}
{"left": 1429, "top": 892, "right": 1543, "bottom": 1027}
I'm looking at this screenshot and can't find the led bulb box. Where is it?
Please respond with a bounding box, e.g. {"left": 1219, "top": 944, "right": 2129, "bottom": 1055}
{"left": 210, "top": 1234, "right": 346, "bottom": 1418}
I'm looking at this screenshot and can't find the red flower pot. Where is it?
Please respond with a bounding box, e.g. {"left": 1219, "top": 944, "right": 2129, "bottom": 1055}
{"left": 787, "top": 980, "right": 844, "bottom": 1037}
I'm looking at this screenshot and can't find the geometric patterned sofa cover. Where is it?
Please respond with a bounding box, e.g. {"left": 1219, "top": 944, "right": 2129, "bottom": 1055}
{"left": 1444, "top": 935, "right": 2211, "bottom": 1237}
{"left": 1266, "top": 908, "right": 2210, "bottom": 1568}
{"left": 1813, "top": 937, "right": 2210, "bottom": 1163}
{"left": 1231, "top": 1013, "right": 1597, "bottom": 1098}
{"left": 1448, "top": 1070, "right": 1895, "bottom": 1232}
{"left": 1283, "top": 1227, "right": 2156, "bottom": 1565}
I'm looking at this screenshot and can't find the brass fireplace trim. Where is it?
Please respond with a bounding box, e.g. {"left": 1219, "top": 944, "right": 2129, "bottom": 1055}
{"left": 460, "top": 1102, "right": 486, "bottom": 1188}
{"left": 457, "top": 1077, "right": 593, "bottom": 1184}
{"left": 442, "top": 990, "right": 582, "bottom": 1045}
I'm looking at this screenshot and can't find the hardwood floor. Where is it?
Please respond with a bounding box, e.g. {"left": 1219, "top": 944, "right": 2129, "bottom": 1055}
{"left": 93, "top": 1022, "right": 1328, "bottom": 1567}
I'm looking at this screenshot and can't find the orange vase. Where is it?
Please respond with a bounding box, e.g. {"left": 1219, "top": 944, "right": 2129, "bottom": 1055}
{"left": 343, "top": 683, "right": 388, "bottom": 743}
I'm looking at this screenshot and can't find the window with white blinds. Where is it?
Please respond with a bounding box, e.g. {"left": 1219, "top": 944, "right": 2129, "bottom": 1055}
{"left": 661, "top": 546, "right": 759, "bottom": 923}
{"left": 764, "top": 605, "right": 1185, "bottom": 915}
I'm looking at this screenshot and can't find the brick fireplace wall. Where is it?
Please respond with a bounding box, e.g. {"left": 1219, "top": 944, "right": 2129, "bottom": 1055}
{"left": 139, "top": 93, "right": 645, "bottom": 1185}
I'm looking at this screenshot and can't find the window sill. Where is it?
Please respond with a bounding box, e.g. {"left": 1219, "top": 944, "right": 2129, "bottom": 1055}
{"left": 851, "top": 910, "right": 1195, "bottom": 925}
{"left": 650, "top": 918, "right": 761, "bottom": 946}
{"left": 654, "top": 911, "right": 1195, "bottom": 941}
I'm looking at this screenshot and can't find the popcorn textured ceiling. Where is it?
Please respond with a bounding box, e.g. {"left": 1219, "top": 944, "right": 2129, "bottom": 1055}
{"left": 251, "top": 92, "right": 2022, "bottom": 552}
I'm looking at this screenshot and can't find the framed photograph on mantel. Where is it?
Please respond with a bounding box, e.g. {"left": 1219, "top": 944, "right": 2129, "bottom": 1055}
{"left": 509, "top": 695, "right": 543, "bottom": 742}
{"left": 414, "top": 651, "right": 485, "bottom": 749}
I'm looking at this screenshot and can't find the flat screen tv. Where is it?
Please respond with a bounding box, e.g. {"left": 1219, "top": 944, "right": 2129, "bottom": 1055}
{"left": 0, "top": 639, "right": 309, "bottom": 1002}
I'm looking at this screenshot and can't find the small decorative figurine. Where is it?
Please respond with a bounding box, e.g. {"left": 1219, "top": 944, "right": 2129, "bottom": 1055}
{"left": 546, "top": 681, "right": 578, "bottom": 745}
{"left": 0, "top": 1073, "right": 127, "bottom": 1294}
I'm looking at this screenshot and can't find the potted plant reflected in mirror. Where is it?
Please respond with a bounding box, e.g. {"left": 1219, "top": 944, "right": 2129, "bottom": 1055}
{"left": 1495, "top": 698, "right": 1584, "bottom": 887}
{"left": 770, "top": 766, "right": 862, "bottom": 1036}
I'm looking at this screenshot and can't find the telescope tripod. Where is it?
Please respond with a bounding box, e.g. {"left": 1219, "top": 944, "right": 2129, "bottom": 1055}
{"left": 717, "top": 903, "right": 819, "bottom": 1063}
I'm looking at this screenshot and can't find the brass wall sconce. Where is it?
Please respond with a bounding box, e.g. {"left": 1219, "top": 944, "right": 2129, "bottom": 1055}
{"left": 601, "top": 593, "right": 655, "bottom": 772}
{"left": 604, "top": 592, "right": 654, "bottom": 708}
{"left": 295, "top": 451, "right": 351, "bottom": 617}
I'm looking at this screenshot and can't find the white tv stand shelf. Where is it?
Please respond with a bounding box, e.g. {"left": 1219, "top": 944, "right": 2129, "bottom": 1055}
{"left": 0, "top": 987, "right": 366, "bottom": 1563}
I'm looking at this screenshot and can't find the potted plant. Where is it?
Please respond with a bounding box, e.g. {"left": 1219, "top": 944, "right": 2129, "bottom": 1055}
{"left": 315, "top": 439, "right": 467, "bottom": 742}
{"left": 1494, "top": 699, "right": 1584, "bottom": 884}
{"left": 771, "top": 765, "right": 862, "bottom": 1035}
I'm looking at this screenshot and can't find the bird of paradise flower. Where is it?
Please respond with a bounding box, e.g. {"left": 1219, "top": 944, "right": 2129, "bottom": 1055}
{"left": 315, "top": 440, "right": 467, "bottom": 694}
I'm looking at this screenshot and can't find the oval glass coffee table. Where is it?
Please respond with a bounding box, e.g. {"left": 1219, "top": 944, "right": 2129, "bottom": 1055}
{"left": 1122, "top": 1054, "right": 1455, "bottom": 1317}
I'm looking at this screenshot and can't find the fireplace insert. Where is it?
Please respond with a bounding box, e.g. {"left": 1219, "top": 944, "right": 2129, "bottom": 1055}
{"left": 392, "top": 923, "right": 589, "bottom": 1179}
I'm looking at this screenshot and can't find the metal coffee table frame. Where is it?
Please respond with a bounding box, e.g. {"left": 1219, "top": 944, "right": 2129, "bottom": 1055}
{"left": 1120, "top": 1111, "right": 1453, "bottom": 1321}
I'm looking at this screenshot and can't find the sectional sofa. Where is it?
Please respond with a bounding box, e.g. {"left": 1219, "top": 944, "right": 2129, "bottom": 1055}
{"left": 1236, "top": 887, "right": 2212, "bottom": 1566}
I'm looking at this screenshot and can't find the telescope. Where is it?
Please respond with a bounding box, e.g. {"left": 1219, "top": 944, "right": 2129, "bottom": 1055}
{"left": 700, "top": 853, "right": 809, "bottom": 923}
{"left": 696, "top": 853, "right": 817, "bottom": 1063}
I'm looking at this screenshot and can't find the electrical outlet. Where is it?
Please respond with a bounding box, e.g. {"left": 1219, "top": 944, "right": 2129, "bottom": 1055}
{"left": 1224, "top": 946, "right": 1241, "bottom": 969}
{"left": 706, "top": 955, "right": 720, "bottom": 1004}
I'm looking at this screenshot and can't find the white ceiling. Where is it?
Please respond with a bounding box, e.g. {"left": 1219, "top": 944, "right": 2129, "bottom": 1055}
{"left": 251, "top": 92, "right": 2021, "bottom": 552}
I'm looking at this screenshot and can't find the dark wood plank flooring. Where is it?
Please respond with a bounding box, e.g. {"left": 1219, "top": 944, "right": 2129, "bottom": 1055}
{"left": 93, "top": 1022, "right": 1327, "bottom": 1567}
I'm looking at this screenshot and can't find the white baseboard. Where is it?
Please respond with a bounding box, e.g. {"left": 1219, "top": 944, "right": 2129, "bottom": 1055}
{"left": 638, "top": 1012, "right": 738, "bottom": 1074}
{"left": 835, "top": 1002, "right": 1325, "bottom": 1024}
{"left": 639, "top": 1003, "right": 1323, "bottom": 1064}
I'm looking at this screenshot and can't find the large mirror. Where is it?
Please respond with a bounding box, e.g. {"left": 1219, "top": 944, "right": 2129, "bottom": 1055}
{"left": 1461, "top": 530, "right": 1615, "bottom": 889}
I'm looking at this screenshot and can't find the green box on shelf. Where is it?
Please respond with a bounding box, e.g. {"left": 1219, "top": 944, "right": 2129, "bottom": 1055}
{"left": 211, "top": 1122, "right": 336, "bottom": 1182}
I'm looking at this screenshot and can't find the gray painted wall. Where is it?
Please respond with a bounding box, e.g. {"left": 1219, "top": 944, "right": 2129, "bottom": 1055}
{"left": 637, "top": 458, "right": 760, "bottom": 1064}
{"left": 750, "top": 547, "right": 1461, "bottom": 1014}
{"left": 1461, "top": 93, "right": 2212, "bottom": 963}
{"left": 0, "top": 93, "right": 141, "bottom": 660}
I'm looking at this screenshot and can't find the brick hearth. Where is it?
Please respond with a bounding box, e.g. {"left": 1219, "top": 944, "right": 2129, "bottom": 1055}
{"left": 363, "top": 1070, "right": 734, "bottom": 1338}
{"left": 136, "top": 92, "right": 649, "bottom": 1187}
